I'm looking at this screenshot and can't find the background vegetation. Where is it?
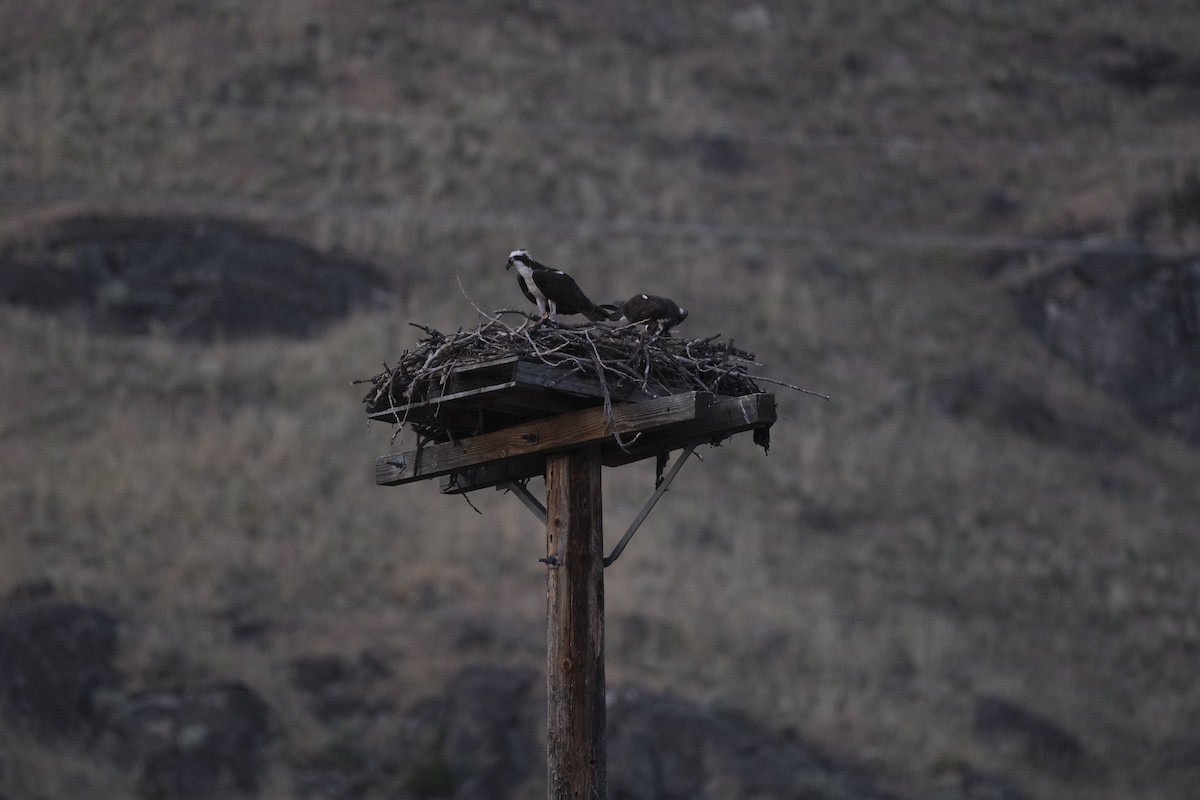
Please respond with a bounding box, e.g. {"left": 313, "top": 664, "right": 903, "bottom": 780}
{"left": 2, "top": 2, "right": 1199, "bottom": 798}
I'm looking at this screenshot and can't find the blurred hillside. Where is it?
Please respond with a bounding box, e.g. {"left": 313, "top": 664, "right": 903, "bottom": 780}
{"left": 2, "top": 2, "right": 1200, "bottom": 799}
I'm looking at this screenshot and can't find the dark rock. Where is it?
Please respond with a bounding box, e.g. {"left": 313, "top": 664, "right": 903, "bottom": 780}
{"left": 293, "top": 736, "right": 385, "bottom": 800}
{"left": 0, "top": 214, "right": 390, "bottom": 340}
{"left": 3, "top": 578, "right": 56, "bottom": 605}
{"left": 211, "top": 569, "right": 277, "bottom": 644}
{"left": 0, "top": 588, "right": 272, "bottom": 797}
{"left": 294, "top": 666, "right": 537, "bottom": 800}
{"left": 437, "top": 667, "right": 538, "bottom": 799}
{"left": 289, "top": 664, "right": 928, "bottom": 799}
{"left": 290, "top": 652, "right": 393, "bottom": 725}
{"left": 103, "top": 681, "right": 272, "bottom": 798}
{"left": 696, "top": 130, "right": 750, "bottom": 173}
{"left": 932, "top": 764, "right": 1030, "bottom": 800}
{"left": 292, "top": 660, "right": 980, "bottom": 799}
{"left": 0, "top": 595, "right": 120, "bottom": 739}
{"left": 607, "top": 686, "right": 894, "bottom": 800}
{"left": 972, "top": 695, "right": 1085, "bottom": 776}
{"left": 1168, "top": 173, "right": 1200, "bottom": 236}
{"left": 1158, "top": 733, "right": 1200, "bottom": 773}
{"left": 292, "top": 655, "right": 354, "bottom": 693}
{"left": 0, "top": 257, "right": 100, "bottom": 310}
{"left": 931, "top": 369, "right": 1122, "bottom": 452}
{"left": 1013, "top": 251, "right": 1200, "bottom": 442}
{"left": 841, "top": 52, "right": 869, "bottom": 77}
{"left": 444, "top": 614, "right": 496, "bottom": 652}
{"left": 979, "top": 189, "right": 1020, "bottom": 221}
{"left": 1154, "top": 734, "right": 1200, "bottom": 798}
{"left": 799, "top": 505, "right": 842, "bottom": 533}
{"left": 1084, "top": 33, "right": 1197, "bottom": 93}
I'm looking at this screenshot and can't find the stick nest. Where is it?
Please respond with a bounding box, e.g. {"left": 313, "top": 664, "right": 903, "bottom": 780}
{"left": 357, "top": 314, "right": 770, "bottom": 438}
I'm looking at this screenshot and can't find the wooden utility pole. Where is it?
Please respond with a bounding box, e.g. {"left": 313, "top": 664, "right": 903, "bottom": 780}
{"left": 371, "top": 355, "right": 778, "bottom": 800}
{"left": 544, "top": 445, "right": 606, "bottom": 799}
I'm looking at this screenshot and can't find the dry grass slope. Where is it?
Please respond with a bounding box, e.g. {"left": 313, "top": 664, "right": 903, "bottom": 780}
{"left": 2, "top": 2, "right": 1200, "bottom": 799}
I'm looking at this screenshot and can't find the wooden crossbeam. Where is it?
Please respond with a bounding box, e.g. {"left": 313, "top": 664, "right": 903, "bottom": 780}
{"left": 439, "top": 392, "right": 776, "bottom": 494}
{"left": 375, "top": 391, "right": 715, "bottom": 486}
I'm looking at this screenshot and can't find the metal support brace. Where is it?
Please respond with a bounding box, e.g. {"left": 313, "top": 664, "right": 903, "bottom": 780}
{"left": 603, "top": 442, "right": 697, "bottom": 567}
{"left": 499, "top": 443, "right": 699, "bottom": 568}
{"left": 499, "top": 479, "right": 548, "bottom": 524}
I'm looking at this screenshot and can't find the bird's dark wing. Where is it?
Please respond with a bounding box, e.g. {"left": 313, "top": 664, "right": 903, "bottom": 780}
{"left": 597, "top": 301, "right": 622, "bottom": 319}
{"left": 532, "top": 270, "right": 611, "bottom": 320}
{"left": 620, "top": 294, "right": 664, "bottom": 323}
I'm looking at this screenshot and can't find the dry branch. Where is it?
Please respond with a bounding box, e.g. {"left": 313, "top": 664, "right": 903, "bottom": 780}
{"left": 355, "top": 313, "right": 814, "bottom": 448}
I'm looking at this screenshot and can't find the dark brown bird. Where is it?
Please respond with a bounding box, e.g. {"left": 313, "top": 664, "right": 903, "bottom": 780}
{"left": 618, "top": 293, "right": 689, "bottom": 335}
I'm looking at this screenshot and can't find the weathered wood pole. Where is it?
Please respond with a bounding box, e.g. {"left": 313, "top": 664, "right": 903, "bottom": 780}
{"left": 544, "top": 444, "right": 606, "bottom": 799}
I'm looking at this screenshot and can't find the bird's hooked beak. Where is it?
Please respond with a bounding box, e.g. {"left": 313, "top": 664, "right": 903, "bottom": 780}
{"left": 678, "top": 308, "right": 689, "bottom": 323}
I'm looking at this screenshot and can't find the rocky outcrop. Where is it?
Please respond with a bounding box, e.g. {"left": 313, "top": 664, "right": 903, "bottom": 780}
{"left": 973, "top": 695, "right": 1085, "bottom": 777}
{"left": 0, "top": 214, "right": 390, "bottom": 339}
{"left": 293, "top": 665, "right": 539, "bottom": 800}
{"left": 0, "top": 585, "right": 272, "bottom": 799}
{"left": 1014, "top": 248, "right": 1200, "bottom": 442}
{"left": 0, "top": 594, "right": 120, "bottom": 740}
{"left": 100, "top": 682, "right": 272, "bottom": 799}
{"left": 2, "top": 585, "right": 1041, "bottom": 800}
{"left": 607, "top": 686, "right": 897, "bottom": 800}
{"left": 288, "top": 663, "right": 905, "bottom": 800}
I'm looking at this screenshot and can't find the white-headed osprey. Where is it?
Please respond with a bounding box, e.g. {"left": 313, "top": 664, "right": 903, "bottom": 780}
{"left": 618, "top": 293, "right": 689, "bottom": 335}
{"left": 506, "top": 249, "right": 614, "bottom": 322}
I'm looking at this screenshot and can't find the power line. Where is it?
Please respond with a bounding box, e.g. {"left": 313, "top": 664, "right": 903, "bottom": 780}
{"left": 0, "top": 182, "right": 1186, "bottom": 258}
{"left": 153, "top": 101, "right": 1200, "bottom": 162}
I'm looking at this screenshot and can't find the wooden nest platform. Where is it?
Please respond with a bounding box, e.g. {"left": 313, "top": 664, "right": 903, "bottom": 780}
{"left": 358, "top": 314, "right": 784, "bottom": 493}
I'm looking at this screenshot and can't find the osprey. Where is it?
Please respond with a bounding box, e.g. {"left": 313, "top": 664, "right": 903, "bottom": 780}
{"left": 618, "top": 293, "right": 689, "bottom": 335}
{"left": 505, "top": 249, "right": 613, "bottom": 322}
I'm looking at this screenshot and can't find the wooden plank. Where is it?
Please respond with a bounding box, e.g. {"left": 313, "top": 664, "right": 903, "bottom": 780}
{"left": 447, "top": 354, "right": 521, "bottom": 376}
{"left": 366, "top": 357, "right": 528, "bottom": 423}
{"left": 364, "top": 359, "right": 686, "bottom": 429}
{"left": 438, "top": 393, "right": 776, "bottom": 493}
{"left": 376, "top": 391, "right": 714, "bottom": 486}
{"left": 479, "top": 388, "right": 598, "bottom": 416}
{"left": 441, "top": 455, "right": 546, "bottom": 494}
{"left": 545, "top": 446, "right": 607, "bottom": 800}
{"left": 366, "top": 359, "right": 652, "bottom": 425}
{"left": 374, "top": 389, "right": 595, "bottom": 430}
{"left": 601, "top": 392, "right": 776, "bottom": 468}
{"left": 511, "top": 360, "right": 661, "bottom": 402}
{"left": 444, "top": 355, "right": 523, "bottom": 391}
{"left": 366, "top": 380, "right": 520, "bottom": 423}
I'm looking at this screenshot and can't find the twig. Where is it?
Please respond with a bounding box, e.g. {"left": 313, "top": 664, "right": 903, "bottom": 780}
{"left": 584, "top": 328, "right": 639, "bottom": 452}
{"left": 749, "top": 375, "right": 831, "bottom": 400}
{"left": 357, "top": 315, "right": 816, "bottom": 445}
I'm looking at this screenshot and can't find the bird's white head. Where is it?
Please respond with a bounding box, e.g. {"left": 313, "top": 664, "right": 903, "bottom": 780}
{"left": 506, "top": 249, "right": 529, "bottom": 270}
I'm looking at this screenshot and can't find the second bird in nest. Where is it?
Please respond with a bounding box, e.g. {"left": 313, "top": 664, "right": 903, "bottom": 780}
{"left": 616, "top": 293, "right": 689, "bottom": 335}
